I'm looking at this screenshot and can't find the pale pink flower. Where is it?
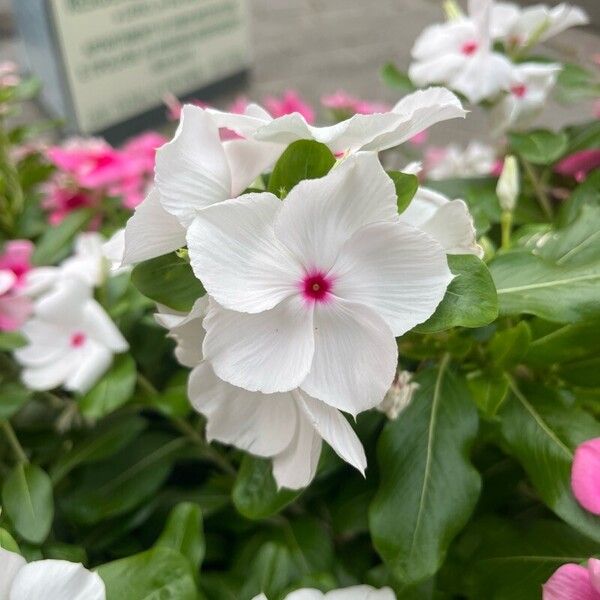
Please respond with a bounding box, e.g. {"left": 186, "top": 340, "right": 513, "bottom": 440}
{"left": 228, "top": 96, "right": 249, "bottom": 115}
{"left": 0, "top": 240, "right": 33, "bottom": 331}
{"left": 571, "top": 437, "right": 600, "bottom": 515}
{"left": 0, "top": 61, "right": 20, "bottom": 88}
{"left": 164, "top": 93, "right": 208, "bottom": 121}
{"left": 264, "top": 90, "right": 315, "bottom": 124}
{"left": 555, "top": 150, "right": 600, "bottom": 183}
{"left": 543, "top": 559, "right": 600, "bottom": 600}
{"left": 409, "top": 130, "right": 429, "bottom": 146}
{"left": 321, "top": 90, "right": 391, "bottom": 116}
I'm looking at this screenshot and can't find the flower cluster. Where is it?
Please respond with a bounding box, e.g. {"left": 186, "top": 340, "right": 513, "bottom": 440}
{"left": 408, "top": 0, "right": 588, "bottom": 134}
{"left": 0, "top": 241, "right": 33, "bottom": 331}
{"left": 121, "top": 84, "right": 484, "bottom": 489}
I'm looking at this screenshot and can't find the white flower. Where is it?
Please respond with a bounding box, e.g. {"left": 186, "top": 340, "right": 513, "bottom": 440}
{"left": 490, "top": 2, "right": 588, "bottom": 48}
{"left": 0, "top": 548, "right": 105, "bottom": 600}
{"left": 400, "top": 186, "right": 483, "bottom": 257}
{"left": 490, "top": 62, "right": 561, "bottom": 135}
{"left": 156, "top": 298, "right": 366, "bottom": 490}
{"left": 426, "top": 141, "right": 497, "bottom": 180}
{"left": 121, "top": 105, "right": 283, "bottom": 265}
{"left": 14, "top": 277, "right": 128, "bottom": 393}
{"left": 378, "top": 370, "right": 420, "bottom": 420}
{"left": 187, "top": 153, "right": 453, "bottom": 415}
{"left": 102, "top": 228, "right": 130, "bottom": 274}
{"left": 208, "top": 87, "right": 466, "bottom": 155}
{"left": 252, "top": 585, "right": 396, "bottom": 600}
{"left": 496, "top": 155, "right": 520, "bottom": 212}
{"left": 409, "top": 0, "right": 512, "bottom": 103}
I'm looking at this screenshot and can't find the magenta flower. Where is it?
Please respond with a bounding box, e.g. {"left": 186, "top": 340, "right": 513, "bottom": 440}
{"left": 572, "top": 437, "right": 600, "bottom": 515}
{"left": 543, "top": 559, "right": 600, "bottom": 599}
{"left": 264, "top": 90, "right": 315, "bottom": 124}
{"left": 0, "top": 240, "right": 34, "bottom": 331}
{"left": 555, "top": 149, "right": 600, "bottom": 183}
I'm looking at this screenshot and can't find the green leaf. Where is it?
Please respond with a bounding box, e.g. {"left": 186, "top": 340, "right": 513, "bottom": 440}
{"left": 0, "top": 331, "right": 27, "bottom": 351}
{"left": 559, "top": 170, "right": 600, "bottom": 226}
{"left": 467, "top": 519, "right": 600, "bottom": 600}
{"left": 268, "top": 140, "right": 335, "bottom": 198}
{"left": 232, "top": 455, "right": 302, "bottom": 520}
{"left": 414, "top": 255, "right": 498, "bottom": 333}
{"left": 388, "top": 171, "right": 419, "bottom": 213}
{"left": 79, "top": 354, "right": 137, "bottom": 419}
{"left": 498, "top": 381, "right": 600, "bottom": 542}
{"left": 98, "top": 547, "right": 197, "bottom": 600}
{"left": 508, "top": 129, "right": 568, "bottom": 165}
{"left": 491, "top": 205, "right": 600, "bottom": 322}
{"left": 32, "top": 209, "right": 93, "bottom": 265}
{"left": 467, "top": 373, "right": 510, "bottom": 419}
{"left": 131, "top": 253, "right": 205, "bottom": 312}
{"left": 2, "top": 464, "right": 54, "bottom": 544}
{"left": 380, "top": 63, "right": 416, "bottom": 92}
{"left": 369, "top": 362, "right": 481, "bottom": 585}
{"left": 0, "top": 528, "right": 20, "bottom": 553}
{"left": 488, "top": 322, "right": 531, "bottom": 371}
{"left": 156, "top": 502, "right": 205, "bottom": 572}
{"left": 60, "top": 433, "right": 183, "bottom": 525}
{"left": 556, "top": 63, "right": 600, "bottom": 103}
{"left": 50, "top": 415, "right": 147, "bottom": 483}
{"left": 0, "top": 383, "right": 31, "bottom": 419}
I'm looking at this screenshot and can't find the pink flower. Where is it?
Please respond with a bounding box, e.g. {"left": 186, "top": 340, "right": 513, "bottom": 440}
{"left": 572, "top": 437, "right": 600, "bottom": 515}
{"left": 322, "top": 90, "right": 391, "bottom": 116}
{"left": 164, "top": 93, "right": 209, "bottom": 121}
{"left": 42, "top": 174, "right": 98, "bottom": 225}
{"left": 555, "top": 149, "right": 600, "bottom": 183}
{"left": 264, "top": 90, "right": 315, "bottom": 124}
{"left": 228, "top": 96, "right": 249, "bottom": 114}
{"left": 409, "top": 130, "right": 428, "bottom": 146}
{"left": 0, "top": 61, "right": 20, "bottom": 88}
{"left": 0, "top": 240, "right": 33, "bottom": 331}
{"left": 543, "top": 559, "right": 600, "bottom": 599}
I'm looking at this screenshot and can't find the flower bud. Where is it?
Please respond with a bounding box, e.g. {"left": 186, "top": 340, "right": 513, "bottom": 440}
{"left": 443, "top": 0, "right": 463, "bottom": 21}
{"left": 496, "top": 155, "right": 520, "bottom": 212}
{"left": 377, "top": 370, "right": 420, "bottom": 420}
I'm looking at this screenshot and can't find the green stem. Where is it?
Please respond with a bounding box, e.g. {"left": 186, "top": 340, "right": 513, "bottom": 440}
{"left": 0, "top": 420, "right": 28, "bottom": 464}
{"left": 521, "top": 159, "right": 552, "bottom": 219}
{"left": 0, "top": 115, "right": 24, "bottom": 235}
{"left": 501, "top": 210, "right": 513, "bottom": 250}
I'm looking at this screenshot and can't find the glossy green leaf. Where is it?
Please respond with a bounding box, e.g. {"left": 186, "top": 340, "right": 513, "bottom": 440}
{"left": 79, "top": 354, "right": 137, "bottom": 419}
{"left": 131, "top": 253, "right": 205, "bottom": 312}
{"left": 488, "top": 322, "right": 531, "bottom": 371}
{"left": 388, "top": 171, "right": 419, "bottom": 213}
{"left": 0, "top": 528, "right": 20, "bottom": 553}
{"left": 98, "top": 547, "right": 197, "bottom": 600}
{"left": 556, "top": 63, "right": 600, "bottom": 103}
{"left": 369, "top": 362, "right": 481, "bottom": 584}
{"left": 0, "top": 331, "right": 27, "bottom": 351}
{"left": 232, "top": 455, "right": 301, "bottom": 520}
{"left": 414, "top": 254, "right": 498, "bottom": 333}
{"left": 467, "top": 373, "right": 510, "bottom": 419}
{"left": 0, "top": 383, "right": 31, "bottom": 419}
{"left": 267, "top": 139, "right": 335, "bottom": 198}
{"left": 2, "top": 464, "right": 54, "bottom": 544}
{"left": 156, "top": 502, "right": 205, "bottom": 572}
{"left": 508, "top": 129, "right": 568, "bottom": 165}
{"left": 32, "top": 209, "right": 93, "bottom": 266}
{"left": 492, "top": 204, "right": 600, "bottom": 322}
{"left": 498, "top": 381, "right": 600, "bottom": 542}
{"left": 380, "top": 63, "right": 416, "bottom": 92}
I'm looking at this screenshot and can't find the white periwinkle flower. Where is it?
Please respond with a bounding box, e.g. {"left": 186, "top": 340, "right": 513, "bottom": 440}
{"left": 252, "top": 586, "right": 396, "bottom": 600}
{"left": 496, "top": 155, "right": 520, "bottom": 212}
{"left": 208, "top": 87, "right": 466, "bottom": 155}
{"left": 426, "top": 141, "right": 497, "bottom": 180}
{"left": 121, "top": 105, "right": 282, "bottom": 265}
{"left": 378, "top": 370, "right": 420, "bottom": 420}
{"left": 156, "top": 298, "right": 366, "bottom": 490}
{"left": 14, "top": 277, "right": 128, "bottom": 393}
{"left": 490, "top": 62, "right": 561, "bottom": 135}
{"left": 187, "top": 153, "right": 453, "bottom": 415}
{"left": 0, "top": 548, "right": 105, "bottom": 600}
{"left": 409, "top": 0, "right": 512, "bottom": 103}
{"left": 490, "top": 2, "right": 588, "bottom": 49}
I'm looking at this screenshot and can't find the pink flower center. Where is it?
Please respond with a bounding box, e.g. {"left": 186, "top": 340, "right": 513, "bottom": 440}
{"left": 461, "top": 40, "right": 479, "bottom": 55}
{"left": 70, "top": 331, "right": 86, "bottom": 348}
{"left": 302, "top": 272, "right": 332, "bottom": 303}
{"left": 511, "top": 84, "right": 527, "bottom": 98}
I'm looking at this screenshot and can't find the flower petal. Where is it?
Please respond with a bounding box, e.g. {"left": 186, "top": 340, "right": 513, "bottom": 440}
{"left": 20, "top": 350, "right": 77, "bottom": 391}
{"left": 122, "top": 188, "right": 186, "bottom": 265}
{"left": 275, "top": 153, "right": 397, "bottom": 273}
{"left": 326, "top": 586, "right": 397, "bottom": 600}
{"left": 572, "top": 437, "right": 600, "bottom": 515}
{"left": 187, "top": 193, "right": 302, "bottom": 313}
{"left": 284, "top": 590, "right": 324, "bottom": 600}
{"left": 203, "top": 296, "right": 315, "bottom": 394}
{"left": 188, "top": 361, "right": 297, "bottom": 457}
{"left": 296, "top": 392, "right": 366, "bottom": 475}
{"left": 543, "top": 563, "right": 599, "bottom": 600}
{"left": 10, "top": 559, "right": 105, "bottom": 600}
{"left": 155, "top": 105, "right": 231, "bottom": 227}
{"left": 590, "top": 558, "right": 600, "bottom": 593}
{"left": 65, "top": 342, "right": 113, "bottom": 394}
{"left": 0, "top": 548, "right": 25, "bottom": 600}
{"left": 331, "top": 222, "right": 453, "bottom": 336}
{"left": 34, "top": 278, "right": 90, "bottom": 327}
{"left": 14, "top": 320, "right": 69, "bottom": 367}
{"left": 300, "top": 298, "right": 397, "bottom": 416}
{"left": 81, "top": 301, "right": 129, "bottom": 353}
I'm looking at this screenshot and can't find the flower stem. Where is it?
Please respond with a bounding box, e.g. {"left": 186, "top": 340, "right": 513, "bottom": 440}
{"left": 521, "top": 159, "right": 552, "bottom": 219}
{"left": 501, "top": 210, "right": 513, "bottom": 250}
{"left": 0, "top": 420, "right": 29, "bottom": 464}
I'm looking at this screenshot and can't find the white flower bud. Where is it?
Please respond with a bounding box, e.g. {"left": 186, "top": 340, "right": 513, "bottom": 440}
{"left": 378, "top": 371, "right": 420, "bottom": 420}
{"left": 496, "top": 155, "right": 520, "bottom": 212}
{"left": 443, "top": 0, "right": 464, "bottom": 21}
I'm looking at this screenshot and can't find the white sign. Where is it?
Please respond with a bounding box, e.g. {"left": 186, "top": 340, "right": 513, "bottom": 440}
{"left": 45, "top": 0, "right": 251, "bottom": 132}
